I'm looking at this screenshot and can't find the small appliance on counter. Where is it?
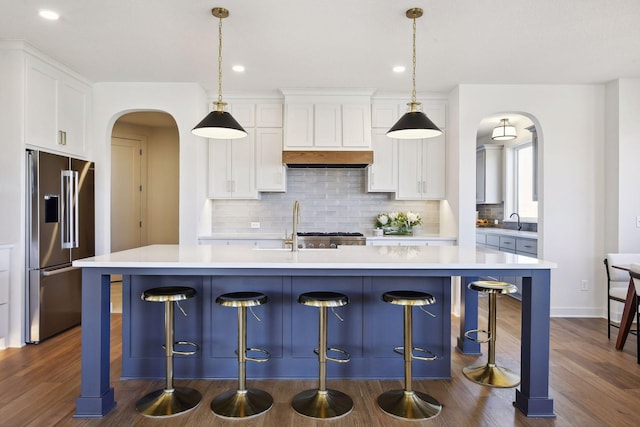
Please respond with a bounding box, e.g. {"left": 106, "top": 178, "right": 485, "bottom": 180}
{"left": 25, "top": 149, "right": 95, "bottom": 343}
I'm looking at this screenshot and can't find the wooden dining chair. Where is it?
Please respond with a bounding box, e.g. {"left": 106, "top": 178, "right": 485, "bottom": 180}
{"left": 604, "top": 254, "right": 640, "bottom": 339}
{"left": 627, "top": 264, "right": 640, "bottom": 364}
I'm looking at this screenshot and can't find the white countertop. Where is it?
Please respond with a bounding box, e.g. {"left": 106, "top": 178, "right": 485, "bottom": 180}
{"left": 73, "top": 244, "right": 556, "bottom": 270}
{"left": 366, "top": 234, "right": 456, "bottom": 241}
{"left": 475, "top": 228, "right": 538, "bottom": 239}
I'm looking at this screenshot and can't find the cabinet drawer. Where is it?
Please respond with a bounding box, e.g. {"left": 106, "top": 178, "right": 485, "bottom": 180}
{"left": 499, "top": 236, "right": 516, "bottom": 253}
{"left": 486, "top": 234, "right": 500, "bottom": 248}
{"left": 516, "top": 238, "right": 537, "bottom": 255}
{"left": 476, "top": 233, "right": 487, "bottom": 245}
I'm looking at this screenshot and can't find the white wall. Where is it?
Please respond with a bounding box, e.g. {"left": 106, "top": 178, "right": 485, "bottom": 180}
{"left": 92, "top": 83, "right": 209, "bottom": 255}
{"left": 454, "top": 84, "right": 606, "bottom": 317}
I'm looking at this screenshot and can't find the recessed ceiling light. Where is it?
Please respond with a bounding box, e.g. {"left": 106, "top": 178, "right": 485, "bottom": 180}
{"left": 232, "top": 65, "right": 245, "bottom": 73}
{"left": 39, "top": 9, "right": 60, "bottom": 21}
{"left": 392, "top": 66, "right": 406, "bottom": 73}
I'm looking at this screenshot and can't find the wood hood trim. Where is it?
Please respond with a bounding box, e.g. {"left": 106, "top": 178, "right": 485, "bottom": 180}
{"left": 282, "top": 150, "right": 373, "bottom": 168}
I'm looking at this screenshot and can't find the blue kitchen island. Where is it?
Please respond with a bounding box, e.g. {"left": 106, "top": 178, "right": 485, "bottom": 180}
{"left": 72, "top": 244, "right": 556, "bottom": 418}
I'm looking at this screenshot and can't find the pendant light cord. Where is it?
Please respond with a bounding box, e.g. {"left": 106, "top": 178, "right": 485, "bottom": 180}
{"left": 411, "top": 15, "right": 417, "bottom": 105}
{"left": 217, "top": 14, "right": 224, "bottom": 107}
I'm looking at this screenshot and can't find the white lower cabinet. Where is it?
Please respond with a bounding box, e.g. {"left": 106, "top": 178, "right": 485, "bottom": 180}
{"left": 396, "top": 134, "right": 445, "bottom": 200}
{"left": 208, "top": 129, "right": 258, "bottom": 199}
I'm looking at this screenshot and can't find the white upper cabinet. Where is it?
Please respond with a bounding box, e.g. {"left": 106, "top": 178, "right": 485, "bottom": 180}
{"left": 476, "top": 145, "right": 503, "bottom": 204}
{"left": 282, "top": 89, "right": 373, "bottom": 150}
{"left": 25, "top": 55, "right": 90, "bottom": 157}
{"left": 208, "top": 129, "right": 258, "bottom": 199}
{"left": 255, "top": 128, "right": 286, "bottom": 192}
{"left": 396, "top": 134, "right": 446, "bottom": 200}
{"left": 367, "top": 128, "right": 397, "bottom": 192}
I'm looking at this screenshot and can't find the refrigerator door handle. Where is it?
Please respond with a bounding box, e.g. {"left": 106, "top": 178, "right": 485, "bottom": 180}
{"left": 61, "top": 170, "right": 79, "bottom": 249}
{"left": 42, "top": 265, "right": 80, "bottom": 277}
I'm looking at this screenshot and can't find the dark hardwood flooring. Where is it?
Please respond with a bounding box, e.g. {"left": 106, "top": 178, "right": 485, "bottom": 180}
{"left": 0, "top": 295, "right": 638, "bottom": 426}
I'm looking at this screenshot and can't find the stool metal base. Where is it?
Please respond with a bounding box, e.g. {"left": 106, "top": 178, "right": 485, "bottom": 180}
{"left": 210, "top": 389, "right": 273, "bottom": 419}
{"left": 136, "top": 387, "right": 201, "bottom": 418}
{"left": 463, "top": 363, "right": 520, "bottom": 388}
{"left": 292, "top": 389, "right": 354, "bottom": 419}
{"left": 377, "top": 389, "right": 441, "bottom": 420}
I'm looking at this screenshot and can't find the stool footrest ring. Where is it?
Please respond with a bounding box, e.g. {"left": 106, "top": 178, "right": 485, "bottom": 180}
{"left": 162, "top": 341, "right": 199, "bottom": 356}
{"left": 464, "top": 328, "right": 491, "bottom": 343}
{"left": 313, "top": 347, "right": 351, "bottom": 363}
{"left": 393, "top": 346, "right": 437, "bottom": 361}
{"left": 245, "top": 347, "right": 271, "bottom": 363}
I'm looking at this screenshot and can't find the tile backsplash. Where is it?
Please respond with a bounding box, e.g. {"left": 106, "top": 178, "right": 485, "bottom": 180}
{"left": 476, "top": 203, "right": 537, "bottom": 232}
{"left": 211, "top": 168, "right": 440, "bottom": 235}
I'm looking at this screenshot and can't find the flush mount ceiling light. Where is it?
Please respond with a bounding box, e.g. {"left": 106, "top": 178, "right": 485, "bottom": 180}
{"left": 192, "top": 7, "right": 247, "bottom": 139}
{"left": 491, "top": 118, "right": 517, "bottom": 141}
{"left": 387, "top": 8, "right": 442, "bottom": 140}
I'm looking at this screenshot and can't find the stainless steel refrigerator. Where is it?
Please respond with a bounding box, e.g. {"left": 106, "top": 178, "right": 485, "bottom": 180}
{"left": 26, "top": 149, "right": 95, "bottom": 343}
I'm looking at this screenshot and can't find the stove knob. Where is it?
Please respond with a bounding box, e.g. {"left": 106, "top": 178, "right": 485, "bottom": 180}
{"left": 330, "top": 243, "right": 337, "bottom": 248}
{"left": 307, "top": 242, "right": 314, "bottom": 248}
{"left": 319, "top": 243, "right": 326, "bottom": 248}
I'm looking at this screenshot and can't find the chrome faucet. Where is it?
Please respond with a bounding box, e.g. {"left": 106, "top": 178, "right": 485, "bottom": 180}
{"left": 510, "top": 212, "right": 522, "bottom": 231}
{"left": 285, "top": 200, "right": 300, "bottom": 252}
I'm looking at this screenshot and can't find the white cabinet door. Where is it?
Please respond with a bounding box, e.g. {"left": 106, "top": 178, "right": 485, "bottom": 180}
{"left": 256, "top": 128, "right": 286, "bottom": 192}
{"left": 208, "top": 130, "right": 258, "bottom": 199}
{"left": 367, "top": 128, "right": 397, "bottom": 192}
{"left": 396, "top": 139, "right": 423, "bottom": 199}
{"left": 230, "top": 103, "right": 256, "bottom": 128}
{"left": 25, "top": 56, "right": 89, "bottom": 156}
{"left": 422, "top": 135, "right": 446, "bottom": 199}
{"left": 25, "top": 57, "right": 57, "bottom": 150}
{"left": 314, "top": 104, "right": 342, "bottom": 147}
{"left": 396, "top": 135, "right": 445, "bottom": 200}
{"left": 284, "top": 104, "right": 314, "bottom": 148}
{"left": 256, "top": 104, "right": 283, "bottom": 127}
{"left": 342, "top": 104, "right": 371, "bottom": 147}
{"left": 371, "top": 103, "right": 400, "bottom": 128}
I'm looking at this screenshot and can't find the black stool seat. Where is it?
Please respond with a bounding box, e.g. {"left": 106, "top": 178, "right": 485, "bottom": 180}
{"left": 298, "top": 291, "right": 349, "bottom": 307}
{"left": 216, "top": 291, "right": 268, "bottom": 307}
{"left": 142, "top": 286, "right": 197, "bottom": 302}
{"left": 382, "top": 290, "right": 435, "bottom": 306}
{"left": 463, "top": 280, "right": 520, "bottom": 388}
{"left": 468, "top": 280, "right": 518, "bottom": 295}
{"left": 136, "top": 286, "right": 201, "bottom": 418}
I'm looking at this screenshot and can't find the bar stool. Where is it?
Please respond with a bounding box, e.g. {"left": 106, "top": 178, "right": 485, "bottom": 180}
{"left": 378, "top": 290, "right": 441, "bottom": 421}
{"left": 292, "top": 291, "right": 353, "bottom": 419}
{"left": 210, "top": 291, "right": 273, "bottom": 419}
{"left": 136, "top": 286, "right": 201, "bottom": 418}
{"left": 463, "top": 280, "right": 520, "bottom": 388}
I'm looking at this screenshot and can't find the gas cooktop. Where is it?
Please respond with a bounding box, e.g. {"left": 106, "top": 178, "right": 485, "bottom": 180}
{"left": 297, "top": 232, "right": 364, "bottom": 237}
{"left": 295, "top": 232, "right": 366, "bottom": 248}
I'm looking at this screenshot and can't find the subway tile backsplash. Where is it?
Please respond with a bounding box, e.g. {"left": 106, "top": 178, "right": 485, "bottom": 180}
{"left": 211, "top": 169, "right": 440, "bottom": 235}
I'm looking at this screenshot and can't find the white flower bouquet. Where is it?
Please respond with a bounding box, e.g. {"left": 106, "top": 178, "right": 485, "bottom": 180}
{"left": 375, "top": 211, "right": 422, "bottom": 235}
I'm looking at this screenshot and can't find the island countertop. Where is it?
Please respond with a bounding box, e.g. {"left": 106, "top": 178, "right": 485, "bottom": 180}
{"left": 73, "top": 244, "right": 556, "bottom": 270}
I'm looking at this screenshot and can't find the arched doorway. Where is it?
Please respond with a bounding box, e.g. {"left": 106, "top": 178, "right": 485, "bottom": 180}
{"left": 109, "top": 111, "right": 179, "bottom": 311}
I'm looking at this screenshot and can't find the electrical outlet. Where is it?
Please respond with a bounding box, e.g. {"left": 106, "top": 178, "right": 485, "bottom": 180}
{"left": 250, "top": 222, "right": 260, "bottom": 229}
{"left": 636, "top": 216, "right": 640, "bottom": 228}
{"left": 580, "top": 280, "right": 588, "bottom": 291}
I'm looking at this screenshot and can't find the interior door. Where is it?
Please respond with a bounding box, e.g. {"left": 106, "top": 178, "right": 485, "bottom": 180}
{"left": 111, "top": 136, "right": 143, "bottom": 252}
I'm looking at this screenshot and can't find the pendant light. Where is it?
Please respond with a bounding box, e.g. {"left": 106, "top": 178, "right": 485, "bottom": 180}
{"left": 491, "top": 118, "right": 517, "bottom": 141}
{"left": 192, "top": 7, "right": 247, "bottom": 139}
{"left": 387, "top": 8, "right": 442, "bottom": 140}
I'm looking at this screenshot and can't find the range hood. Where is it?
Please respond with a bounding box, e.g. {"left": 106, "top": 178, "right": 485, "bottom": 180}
{"left": 282, "top": 150, "right": 373, "bottom": 168}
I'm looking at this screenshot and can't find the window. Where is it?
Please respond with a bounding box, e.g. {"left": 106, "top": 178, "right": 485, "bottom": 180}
{"left": 510, "top": 142, "right": 538, "bottom": 220}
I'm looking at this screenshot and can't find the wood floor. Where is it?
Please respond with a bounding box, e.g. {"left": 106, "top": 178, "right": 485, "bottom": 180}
{"left": 1, "top": 295, "right": 638, "bottom": 427}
